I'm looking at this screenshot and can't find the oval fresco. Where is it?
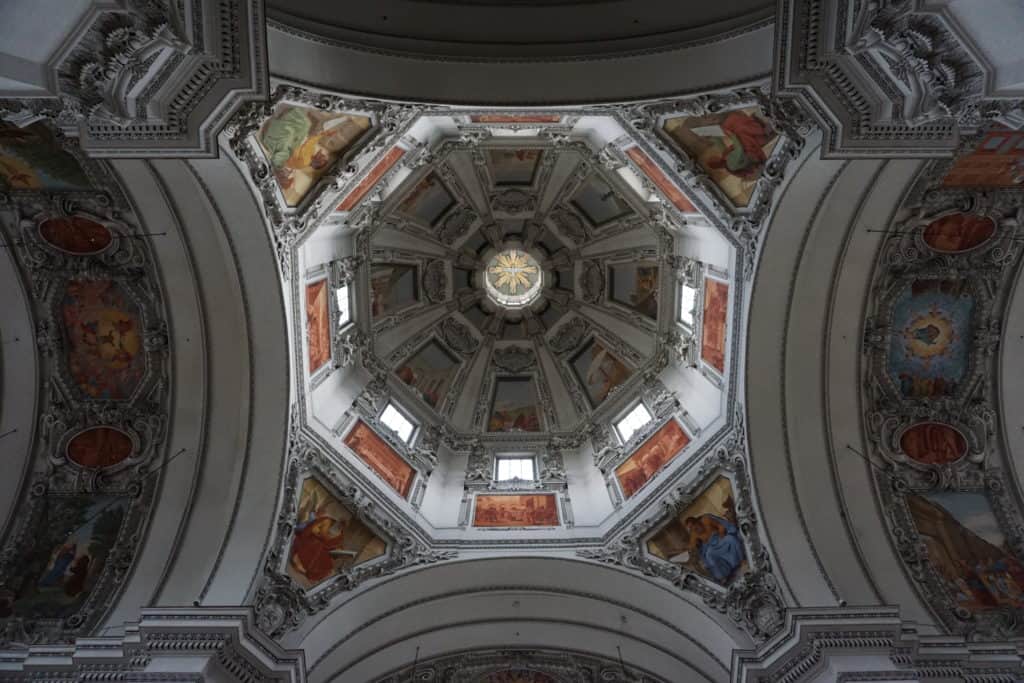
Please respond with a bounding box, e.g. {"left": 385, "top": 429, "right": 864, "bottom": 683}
{"left": 60, "top": 279, "right": 145, "bottom": 400}
{"left": 900, "top": 422, "right": 968, "bottom": 465}
{"left": 886, "top": 279, "right": 974, "bottom": 399}
{"left": 38, "top": 216, "right": 112, "bottom": 255}
{"left": 922, "top": 213, "right": 995, "bottom": 253}
{"left": 66, "top": 427, "right": 134, "bottom": 469}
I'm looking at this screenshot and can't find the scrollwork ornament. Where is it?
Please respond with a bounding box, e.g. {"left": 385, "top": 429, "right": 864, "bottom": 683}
{"left": 422, "top": 260, "right": 448, "bottom": 303}
{"left": 491, "top": 346, "right": 536, "bottom": 373}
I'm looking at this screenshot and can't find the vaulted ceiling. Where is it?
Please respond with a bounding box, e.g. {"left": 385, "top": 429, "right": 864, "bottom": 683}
{"left": 1, "top": 2, "right": 1024, "bottom": 682}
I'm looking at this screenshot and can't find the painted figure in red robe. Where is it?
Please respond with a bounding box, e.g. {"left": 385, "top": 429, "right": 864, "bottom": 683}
{"left": 289, "top": 514, "right": 346, "bottom": 584}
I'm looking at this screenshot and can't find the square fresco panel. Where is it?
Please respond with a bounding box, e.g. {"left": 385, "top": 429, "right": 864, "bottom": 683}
{"left": 887, "top": 280, "right": 973, "bottom": 399}
{"left": 609, "top": 262, "right": 659, "bottom": 319}
{"left": 488, "top": 377, "right": 542, "bottom": 432}
{"left": 571, "top": 339, "right": 632, "bottom": 407}
{"left": 646, "top": 477, "right": 748, "bottom": 586}
{"left": 1, "top": 496, "right": 127, "bottom": 620}
{"left": 396, "top": 340, "right": 460, "bottom": 409}
{"left": 258, "top": 104, "right": 370, "bottom": 206}
{"left": 61, "top": 280, "right": 145, "bottom": 400}
{"left": 487, "top": 149, "right": 542, "bottom": 185}
{"left": 306, "top": 280, "right": 330, "bottom": 374}
{"left": 287, "top": 478, "right": 386, "bottom": 590}
{"left": 908, "top": 492, "right": 1024, "bottom": 613}
{"left": 473, "top": 494, "right": 559, "bottom": 527}
{"left": 0, "top": 122, "right": 91, "bottom": 191}
{"left": 701, "top": 278, "right": 728, "bottom": 373}
{"left": 943, "top": 128, "right": 1024, "bottom": 187}
{"left": 343, "top": 420, "right": 416, "bottom": 498}
{"left": 615, "top": 420, "right": 691, "bottom": 498}
{"left": 398, "top": 173, "right": 455, "bottom": 225}
{"left": 370, "top": 263, "right": 419, "bottom": 317}
{"left": 663, "top": 107, "right": 779, "bottom": 207}
{"left": 570, "top": 175, "right": 633, "bottom": 226}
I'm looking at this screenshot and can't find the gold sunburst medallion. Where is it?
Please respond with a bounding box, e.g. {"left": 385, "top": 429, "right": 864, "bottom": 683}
{"left": 484, "top": 249, "right": 542, "bottom": 307}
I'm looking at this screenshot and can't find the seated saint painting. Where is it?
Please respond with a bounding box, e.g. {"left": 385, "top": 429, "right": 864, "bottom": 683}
{"left": 287, "top": 478, "right": 386, "bottom": 589}
{"left": 645, "top": 476, "right": 748, "bottom": 585}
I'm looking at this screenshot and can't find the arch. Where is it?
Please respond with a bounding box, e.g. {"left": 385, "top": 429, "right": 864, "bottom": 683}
{"left": 291, "top": 556, "right": 746, "bottom": 683}
{"left": 745, "top": 135, "right": 936, "bottom": 626}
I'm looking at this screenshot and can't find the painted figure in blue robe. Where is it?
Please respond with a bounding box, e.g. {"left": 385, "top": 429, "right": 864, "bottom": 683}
{"left": 684, "top": 514, "right": 745, "bottom": 583}
{"left": 38, "top": 542, "right": 76, "bottom": 587}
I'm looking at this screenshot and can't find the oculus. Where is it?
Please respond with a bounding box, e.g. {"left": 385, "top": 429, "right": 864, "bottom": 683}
{"left": 484, "top": 249, "right": 542, "bottom": 309}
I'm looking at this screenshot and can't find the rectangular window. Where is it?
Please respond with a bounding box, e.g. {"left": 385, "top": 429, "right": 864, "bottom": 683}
{"left": 679, "top": 283, "right": 698, "bottom": 327}
{"left": 495, "top": 456, "right": 535, "bottom": 482}
{"left": 336, "top": 284, "right": 351, "bottom": 326}
{"left": 616, "top": 402, "right": 653, "bottom": 442}
{"left": 380, "top": 402, "right": 415, "bottom": 443}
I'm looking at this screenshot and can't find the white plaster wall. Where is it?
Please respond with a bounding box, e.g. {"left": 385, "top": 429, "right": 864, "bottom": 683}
{"left": 103, "top": 153, "right": 290, "bottom": 628}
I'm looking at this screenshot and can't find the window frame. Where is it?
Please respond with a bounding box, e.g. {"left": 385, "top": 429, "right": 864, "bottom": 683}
{"left": 493, "top": 454, "right": 537, "bottom": 482}
{"left": 335, "top": 282, "right": 352, "bottom": 329}
{"left": 677, "top": 280, "right": 699, "bottom": 331}
{"left": 614, "top": 401, "right": 654, "bottom": 444}
{"left": 379, "top": 400, "right": 417, "bottom": 445}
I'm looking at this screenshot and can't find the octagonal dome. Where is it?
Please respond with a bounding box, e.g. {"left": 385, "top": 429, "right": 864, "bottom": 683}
{"left": 288, "top": 106, "right": 745, "bottom": 543}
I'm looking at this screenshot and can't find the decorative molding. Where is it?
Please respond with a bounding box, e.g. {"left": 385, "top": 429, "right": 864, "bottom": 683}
{"left": 1, "top": 0, "right": 269, "bottom": 157}
{"left": 253, "top": 429, "right": 455, "bottom": 637}
{"left": 491, "top": 345, "right": 537, "bottom": 374}
{"left": 861, "top": 161, "right": 1024, "bottom": 638}
{"left": 775, "top": 0, "right": 1024, "bottom": 157}
{"left": 0, "top": 607, "right": 305, "bottom": 681}
{"left": 578, "top": 408, "right": 786, "bottom": 643}
{"left": 0, "top": 178, "right": 170, "bottom": 646}
{"left": 375, "top": 647, "right": 669, "bottom": 682}
{"left": 732, "top": 606, "right": 1024, "bottom": 683}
